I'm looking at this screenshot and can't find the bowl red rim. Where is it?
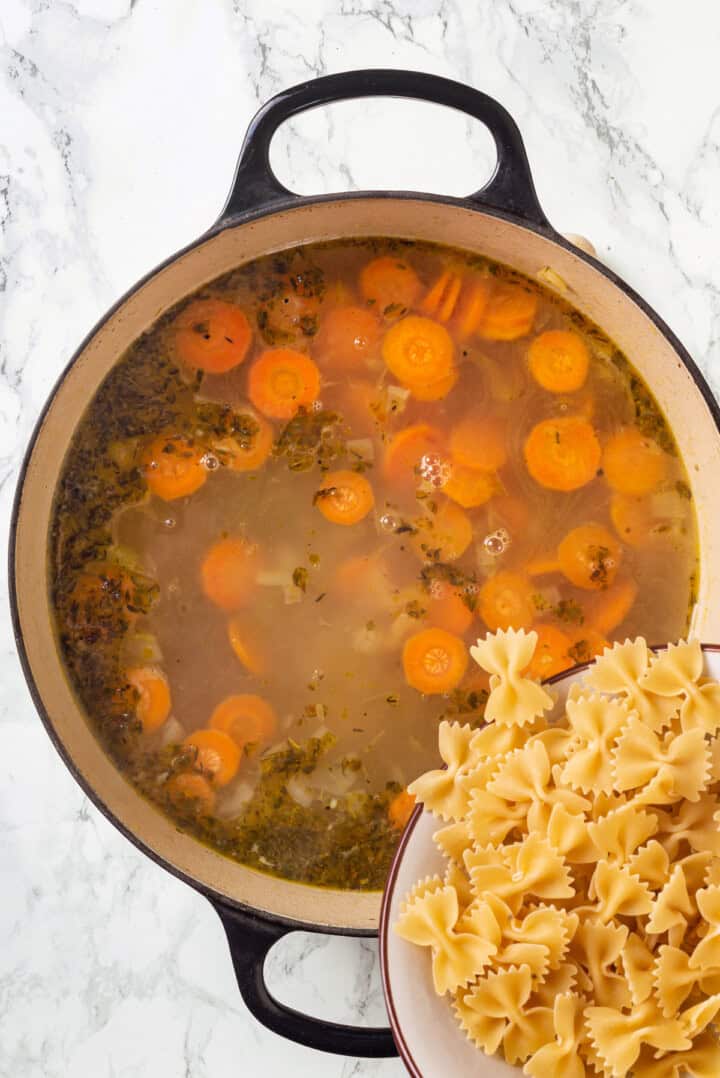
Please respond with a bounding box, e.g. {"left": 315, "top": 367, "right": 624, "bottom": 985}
{"left": 379, "top": 642, "right": 720, "bottom": 1076}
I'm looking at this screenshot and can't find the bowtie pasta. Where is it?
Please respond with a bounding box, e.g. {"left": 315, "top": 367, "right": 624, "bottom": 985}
{"left": 395, "top": 630, "right": 720, "bottom": 1077}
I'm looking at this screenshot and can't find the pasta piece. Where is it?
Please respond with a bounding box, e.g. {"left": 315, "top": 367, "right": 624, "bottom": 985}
{"left": 632, "top": 1032, "right": 720, "bottom": 1078}
{"left": 523, "top": 993, "right": 587, "bottom": 1078}
{"left": 589, "top": 860, "right": 653, "bottom": 923}
{"left": 621, "top": 931, "right": 655, "bottom": 1005}
{"left": 583, "top": 639, "right": 676, "bottom": 730}
{"left": 690, "top": 886, "right": 720, "bottom": 970}
{"left": 526, "top": 726, "right": 575, "bottom": 767}
{"left": 677, "top": 849, "right": 713, "bottom": 893}
{"left": 654, "top": 793, "right": 720, "bottom": 857}
{"left": 587, "top": 803, "right": 658, "bottom": 864}
{"left": 585, "top": 998, "right": 690, "bottom": 1077}
{"left": 407, "top": 721, "right": 479, "bottom": 821}
{"left": 570, "top": 919, "right": 631, "bottom": 1009}
{"left": 487, "top": 741, "right": 590, "bottom": 830}
{"left": 529, "top": 962, "right": 578, "bottom": 1007}
{"left": 503, "top": 906, "right": 578, "bottom": 972}
{"left": 444, "top": 859, "right": 474, "bottom": 913}
{"left": 612, "top": 717, "right": 709, "bottom": 802}
{"left": 646, "top": 863, "right": 694, "bottom": 936}
{"left": 560, "top": 695, "right": 631, "bottom": 794}
{"left": 546, "top": 803, "right": 598, "bottom": 864}
{"left": 629, "top": 839, "right": 671, "bottom": 889}
{"left": 640, "top": 640, "right": 720, "bottom": 734}
{"left": 434, "top": 819, "right": 474, "bottom": 863}
{"left": 678, "top": 992, "right": 720, "bottom": 1038}
{"left": 467, "top": 833, "right": 574, "bottom": 911}
{"left": 470, "top": 628, "right": 554, "bottom": 727}
{"left": 395, "top": 885, "right": 496, "bottom": 994}
{"left": 456, "top": 966, "right": 554, "bottom": 1064}
{"left": 467, "top": 786, "right": 529, "bottom": 846}
{"left": 653, "top": 944, "right": 720, "bottom": 1016}
{"left": 398, "top": 874, "right": 445, "bottom": 914}
{"left": 708, "top": 733, "right": 720, "bottom": 782}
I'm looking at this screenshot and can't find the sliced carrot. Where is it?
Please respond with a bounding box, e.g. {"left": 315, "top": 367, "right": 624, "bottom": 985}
{"left": 334, "top": 553, "right": 390, "bottom": 602}
{"left": 127, "top": 666, "right": 171, "bottom": 733}
{"left": 524, "top": 416, "right": 601, "bottom": 491}
{"left": 603, "top": 427, "right": 667, "bottom": 495}
{"left": 381, "top": 316, "right": 455, "bottom": 395}
{"left": 259, "top": 273, "right": 321, "bottom": 339}
{"left": 402, "top": 627, "right": 469, "bottom": 695}
{"left": 566, "top": 628, "right": 610, "bottom": 665}
{"left": 359, "top": 255, "right": 422, "bottom": 314}
{"left": 492, "top": 494, "right": 530, "bottom": 534}
{"left": 477, "top": 283, "right": 538, "bottom": 340}
{"left": 143, "top": 435, "right": 208, "bottom": 501}
{"left": 182, "top": 728, "right": 241, "bottom": 787}
{"left": 227, "top": 618, "right": 267, "bottom": 674}
{"left": 313, "top": 305, "right": 380, "bottom": 370}
{"left": 166, "top": 772, "right": 216, "bottom": 813}
{"left": 557, "top": 524, "right": 621, "bottom": 591}
{"left": 588, "top": 576, "right": 638, "bottom": 635}
{"left": 175, "top": 299, "right": 252, "bottom": 373}
{"left": 383, "top": 423, "right": 445, "bottom": 486}
{"left": 201, "top": 537, "right": 258, "bottom": 611}
{"left": 411, "top": 500, "right": 473, "bottom": 562}
{"left": 609, "top": 493, "right": 662, "bottom": 548}
{"left": 454, "top": 277, "right": 492, "bottom": 337}
{"left": 248, "top": 348, "right": 321, "bottom": 419}
{"left": 449, "top": 414, "right": 507, "bottom": 472}
{"left": 315, "top": 469, "right": 374, "bottom": 526}
{"left": 210, "top": 693, "right": 277, "bottom": 748}
{"left": 479, "top": 571, "right": 536, "bottom": 631}
{"left": 214, "top": 415, "right": 274, "bottom": 472}
{"left": 528, "top": 330, "right": 590, "bottom": 393}
{"left": 444, "top": 462, "right": 498, "bottom": 509}
{"left": 388, "top": 790, "right": 417, "bottom": 830}
{"left": 408, "top": 368, "right": 458, "bottom": 401}
{"left": 525, "top": 624, "right": 573, "bottom": 681}
{"left": 426, "top": 581, "right": 474, "bottom": 635}
{"left": 67, "top": 564, "right": 138, "bottom": 636}
{"left": 420, "top": 271, "right": 463, "bottom": 323}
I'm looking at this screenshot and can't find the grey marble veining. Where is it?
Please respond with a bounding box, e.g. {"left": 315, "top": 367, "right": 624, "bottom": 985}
{"left": 2, "top": 1, "right": 720, "bottom": 1075}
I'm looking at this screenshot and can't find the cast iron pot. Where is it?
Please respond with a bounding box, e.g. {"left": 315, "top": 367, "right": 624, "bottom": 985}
{"left": 10, "top": 69, "right": 720, "bottom": 1059}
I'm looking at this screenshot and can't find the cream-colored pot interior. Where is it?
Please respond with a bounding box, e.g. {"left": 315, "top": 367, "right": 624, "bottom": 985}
{"left": 13, "top": 197, "right": 720, "bottom": 932}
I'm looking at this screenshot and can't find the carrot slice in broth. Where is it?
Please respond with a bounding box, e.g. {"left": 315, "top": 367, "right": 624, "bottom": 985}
{"left": 524, "top": 417, "right": 601, "bottom": 492}
{"left": 143, "top": 435, "right": 208, "bottom": 501}
{"left": 127, "top": 666, "right": 171, "bottom": 733}
{"left": 603, "top": 427, "right": 667, "bottom": 496}
{"left": 381, "top": 316, "right": 455, "bottom": 394}
{"left": 182, "top": 729, "right": 241, "bottom": 787}
{"left": 477, "top": 283, "right": 538, "bottom": 340}
{"left": 479, "top": 571, "right": 536, "bottom": 631}
{"left": 557, "top": 524, "right": 621, "bottom": 591}
{"left": 528, "top": 330, "right": 590, "bottom": 393}
{"left": 360, "top": 256, "right": 422, "bottom": 314}
{"left": 248, "top": 348, "right": 321, "bottom": 419}
{"left": 402, "top": 627, "right": 469, "bottom": 695}
{"left": 201, "top": 537, "right": 258, "bottom": 611}
{"left": 210, "top": 694, "right": 277, "bottom": 749}
{"left": 525, "top": 624, "right": 573, "bottom": 680}
{"left": 175, "top": 299, "right": 252, "bottom": 373}
{"left": 388, "top": 790, "right": 417, "bottom": 830}
{"left": 315, "top": 469, "right": 374, "bottom": 526}
{"left": 166, "top": 772, "right": 216, "bottom": 813}
{"left": 313, "top": 305, "right": 380, "bottom": 370}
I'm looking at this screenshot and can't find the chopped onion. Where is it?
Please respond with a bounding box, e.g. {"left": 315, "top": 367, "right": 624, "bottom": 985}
{"left": 287, "top": 775, "right": 316, "bottom": 807}
{"left": 216, "top": 778, "right": 256, "bottom": 819}
{"left": 283, "top": 583, "right": 304, "bottom": 605}
{"left": 536, "top": 265, "right": 570, "bottom": 293}
{"left": 386, "top": 384, "right": 410, "bottom": 414}
{"left": 352, "top": 624, "right": 383, "bottom": 655}
{"left": 257, "top": 569, "right": 293, "bottom": 588}
{"left": 347, "top": 438, "right": 375, "bottom": 462}
{"left": 159, "top": 716, "right": 184, "bottom": 747}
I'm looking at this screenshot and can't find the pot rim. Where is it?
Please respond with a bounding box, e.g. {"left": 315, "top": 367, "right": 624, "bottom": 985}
{"left": 10, "top": 190, "right": 720, "bottom": 931}
{"left": 379, "top": 641, "right": 720, "bottom": 1076}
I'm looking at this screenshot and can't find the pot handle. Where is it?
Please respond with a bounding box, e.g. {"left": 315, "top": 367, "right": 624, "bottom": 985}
{"left": 219, "top": 68, "right": 550, "bottom": 229}
{"left": 211, "top": 899, "right": 397, "bottom": 1058}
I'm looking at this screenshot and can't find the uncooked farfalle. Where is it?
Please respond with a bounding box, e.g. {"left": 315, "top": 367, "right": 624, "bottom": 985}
{"left": 394, "top": 630, "right": 720, "bottom": 1076}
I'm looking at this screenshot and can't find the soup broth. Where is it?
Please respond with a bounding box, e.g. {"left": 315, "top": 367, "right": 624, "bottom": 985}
{"left": 50, "top": 238, "right": 698, "bottom": 890}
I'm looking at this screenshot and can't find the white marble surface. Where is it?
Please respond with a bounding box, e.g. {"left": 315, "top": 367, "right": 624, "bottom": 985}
{"left": 2, "top": 1, "right": 720, "bottom": 1075}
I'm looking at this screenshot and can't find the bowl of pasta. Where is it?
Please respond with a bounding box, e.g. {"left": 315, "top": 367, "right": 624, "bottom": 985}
{"left": 380, "top": 629, "right": 720, "bottom": 1078}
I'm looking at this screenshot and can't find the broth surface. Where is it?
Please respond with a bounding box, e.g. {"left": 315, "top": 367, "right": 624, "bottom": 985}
{"left": 50, "top": 238, "right": 699, "bottom": 889}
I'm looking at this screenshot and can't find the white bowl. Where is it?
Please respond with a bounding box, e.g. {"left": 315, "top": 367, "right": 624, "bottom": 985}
{"left": 379, "top": 646, "right": 720, "bottom": 1077}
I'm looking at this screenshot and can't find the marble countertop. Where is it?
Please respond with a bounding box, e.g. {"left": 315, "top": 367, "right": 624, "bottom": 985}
{"left": 2, "top": 1, "right": 720, "bottom": 1075}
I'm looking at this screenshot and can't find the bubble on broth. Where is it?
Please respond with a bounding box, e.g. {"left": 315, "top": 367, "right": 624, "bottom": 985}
{"left": 418, "top": 452, "right": 451, "bottom": 489}
{"left": 379, "top": 512, "right": 399, "bottom": 532}
{"left": 483, "top": 528, "right": 511, "bottom": 557}
{"left": 201, "top": 452, "right": 220, "bottom": 471}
